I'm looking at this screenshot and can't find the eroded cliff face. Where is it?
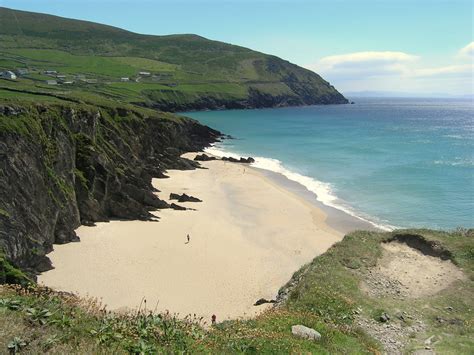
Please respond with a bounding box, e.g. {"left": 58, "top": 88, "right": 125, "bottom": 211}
{"left": 0, "top": 103, "right": 220, "bottom": 279}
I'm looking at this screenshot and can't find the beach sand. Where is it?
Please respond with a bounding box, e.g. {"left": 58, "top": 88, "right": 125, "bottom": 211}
{"left": 38, "top": 153, "right": 344, "bottom": 321}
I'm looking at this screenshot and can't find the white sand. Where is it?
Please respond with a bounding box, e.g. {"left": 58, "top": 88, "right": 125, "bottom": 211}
{"left": 38, "top": 153, "right": 343, "bottom": 321}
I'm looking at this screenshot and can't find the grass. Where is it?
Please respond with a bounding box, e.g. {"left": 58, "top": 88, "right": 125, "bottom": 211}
{"left": 0, "top": 7, "right": 347, "bottom": 110}
{"left": 2, "top": 229, "right": 471, "bottom": 353}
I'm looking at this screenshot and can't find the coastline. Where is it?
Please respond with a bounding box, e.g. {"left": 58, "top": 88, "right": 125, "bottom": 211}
{"left": 204, "top": 145, "right": 389, "bottom": 232}
{"left": 38, "top": 153, "right": 347, "bottom": 320}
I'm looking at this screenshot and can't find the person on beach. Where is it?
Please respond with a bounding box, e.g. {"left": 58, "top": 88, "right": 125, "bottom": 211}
{"left": 211, "top": 314, "right": 216, "bottom": 325}
{"left": 185, "top": 234, "right": 190, "bottom": 244}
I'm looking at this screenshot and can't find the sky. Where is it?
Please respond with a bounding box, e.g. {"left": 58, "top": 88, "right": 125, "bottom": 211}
{"left": 3, "top": 0, "right": 473, "bottom": 96}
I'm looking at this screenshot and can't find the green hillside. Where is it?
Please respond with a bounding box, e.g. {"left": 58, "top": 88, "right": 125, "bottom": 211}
{"left": 0, "top": 7, "right": 347, "bottom": 111}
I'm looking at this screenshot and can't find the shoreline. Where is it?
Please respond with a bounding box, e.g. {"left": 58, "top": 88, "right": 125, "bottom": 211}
{"left": 256, "top": 168, "right": 379, "bottom": 234}
{"left": 38, "top": 152, "right": 347, "bottom": 320}
{"left": 204, "top": 145, "right": 387, "bottom": 233}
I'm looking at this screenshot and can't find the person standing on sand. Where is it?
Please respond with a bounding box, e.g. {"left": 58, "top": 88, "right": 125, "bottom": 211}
{"left": 185, "top": 234, "right": 190, "bottom": 244}
{"left": 211, "top": 314, "right": 216, "bottom": 325}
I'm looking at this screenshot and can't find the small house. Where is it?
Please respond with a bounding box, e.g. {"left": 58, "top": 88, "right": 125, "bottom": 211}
{"left": 44, "top": 70, "right": 57, "bottom": 75}
{"left": 139, "top": 71, "right": 151, "bottom": 76}
{"left": 1, "top": 71, "right": 17, "bottom": 80}
{"left": 46, "top": 80, "right": 57, "bottom": 85}
{"left": 15, "top": 68, "right": 28, "bottom": 76}
{"left": 120, "top": 77, "right": 130, "bottom": 82}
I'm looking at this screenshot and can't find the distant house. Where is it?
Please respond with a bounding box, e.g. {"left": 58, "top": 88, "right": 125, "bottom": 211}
{"left": 83, "top": 79, "right": 97, "bottom": 84}
{"left": 139, "top": 71, "right": 151, "bottom": 76}
{"left": 44, "top": 70, "right": 57, "bottom": 75}
{"left": 120, "top": 77, "right": 130, "bottom": 82}
{"left": 46, "top": 80, "right": 57, "bottom": 85}
{"left": 63, "top": 81, "right": 74, "bottom": 85}
{"left": 15, "top": 68, "right": 28, "bottom": 76}
{"left": 1, "top": 71, "right": 17, "bottom": 80}
{"left": 56, "top": 75, "right": 66, "bottom": 79}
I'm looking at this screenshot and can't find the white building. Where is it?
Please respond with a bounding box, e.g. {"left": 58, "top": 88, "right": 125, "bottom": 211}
{"left": 1, "top": 71, "right": 17, "bottom": 80}
{"left": 120, "top": 77, "right": 130, "bottom": 82}
{"left": 46, "top": 80, "right": 57, "bottom": 85}
{"left": 139, "top": 71, "right": 151, "bottom": 76}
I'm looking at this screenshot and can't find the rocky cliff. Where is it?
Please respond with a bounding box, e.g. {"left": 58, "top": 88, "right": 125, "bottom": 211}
{"left": 0, "top": 103, "right": 220, "bottom": 280}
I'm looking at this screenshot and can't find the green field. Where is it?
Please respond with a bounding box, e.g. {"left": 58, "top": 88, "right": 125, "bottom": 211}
{"left": 0, "top": 7, "right": 347, "bottom": 110}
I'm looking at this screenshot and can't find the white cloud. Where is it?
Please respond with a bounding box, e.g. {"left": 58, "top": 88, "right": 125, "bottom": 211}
{"left": 458, "top": 41, "right": 474, "bottom": 58}
{"left": 304, "top": 48, "right": 473, "bottom": 95}
{"left": 414, "top": 64, "right": 473, "bottom": 77}
{"left": 306, "top": 51, "right": 418, "bottom": 79}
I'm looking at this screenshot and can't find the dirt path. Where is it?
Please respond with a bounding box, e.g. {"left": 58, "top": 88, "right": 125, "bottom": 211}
{"left": 358, "top": 241, "right": 466, "bottom": 354}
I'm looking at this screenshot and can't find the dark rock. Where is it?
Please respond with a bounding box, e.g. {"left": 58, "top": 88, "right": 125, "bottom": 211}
{"left": 254, "top": 298, "right": 276, "bottom": 306}
{"left": 380, "top": 312, "right": 390, "bottom": 323}
{"left": 194, "top": 153, "right": 217, "bottom": 161}
{"left": 221, "top": 156, "right": 255, "bottom": 164}
{"left": 170, "top": 203, "right": 186, "bottom": 211}
{"left": 0, "top": 103, "right": 220, "bottom": 280}
{"left": 221, "top": 156, "right": 240, "bottom": 163}
{"left": 170, "top": 193, "right": 202, "bottom": 203}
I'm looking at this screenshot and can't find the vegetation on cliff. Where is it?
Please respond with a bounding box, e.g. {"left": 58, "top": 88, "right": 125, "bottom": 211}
{"left": 1, "top": 229, "right": 472, "bottom": 353}
{"left": 0, "top": 93, "right": 220, "bottom": 278}
{"left": 0, "top": 7, "right": 347, "bottom": 112}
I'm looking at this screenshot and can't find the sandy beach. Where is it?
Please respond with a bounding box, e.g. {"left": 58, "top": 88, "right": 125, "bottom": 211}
{"left": 38, "top": 153, "right": 344, "bottom": 320}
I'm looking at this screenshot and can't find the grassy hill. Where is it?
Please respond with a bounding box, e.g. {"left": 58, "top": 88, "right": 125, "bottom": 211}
{"left": 0, "top": 7, "right": 347, "bottom": 111}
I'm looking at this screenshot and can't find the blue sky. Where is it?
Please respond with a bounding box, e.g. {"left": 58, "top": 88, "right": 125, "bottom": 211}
{"left": 3, "top": 0, "right": 473, "bottom": 95}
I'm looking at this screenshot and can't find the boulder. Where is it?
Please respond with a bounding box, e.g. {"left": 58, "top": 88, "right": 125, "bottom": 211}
{"left": 254, "top": 298, "right": 276, "bottom": 306}
{"left": 221, "top": 156, "right": 255, "bottom": 164}
{"left": 240, "top": 157, "right": 255, "bottom": 163}
{"left": 291, "top": 325, "right": 321, "bottom": 341}
{"left": 170, "top": 203, "right": 186, "bottom": 211}
{"left": 194, "top": 153, "right": 216, "bottom": 161}
{"left": 379, "top": 312, "right": 390, "bottom": 323}
{"left": 169, "top": 193, "right": 202, "bottom": 203}
{"left": 221, "top": 156, "right": 240, "bottom": 163}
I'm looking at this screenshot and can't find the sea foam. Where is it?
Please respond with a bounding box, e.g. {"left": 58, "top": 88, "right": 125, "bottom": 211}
{"left": 205, "top": 145, "right": 395, "bottom": 231}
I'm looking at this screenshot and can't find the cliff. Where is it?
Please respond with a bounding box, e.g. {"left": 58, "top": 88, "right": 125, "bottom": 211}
{"left": 0, "top": 102, "right": 220, "bottom": 279}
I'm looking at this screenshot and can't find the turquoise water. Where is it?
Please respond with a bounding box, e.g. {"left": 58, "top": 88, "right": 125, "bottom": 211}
{"left": 186, "top": 98, "right": 474, "bottom": 230}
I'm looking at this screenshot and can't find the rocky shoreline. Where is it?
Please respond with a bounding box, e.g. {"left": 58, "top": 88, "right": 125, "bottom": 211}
{"left": 0, "top": 103, "right": 221, "bottom": 280}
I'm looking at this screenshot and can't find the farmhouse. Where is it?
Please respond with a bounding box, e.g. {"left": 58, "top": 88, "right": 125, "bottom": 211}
{"left": 44, "top": 70, "right": 57, "bottom": 75}
{"left": 15, "top": 68, "right": 29, "bottom": 76}
{"left": 46, "top": 80, "right": 57, "bottom": 85}
{"left": 120, "top": 77, "right": 130, "bottom": 82}
{"left": 0, "top": 71, "right": 17, "bottom": 80}
{"left": 139, "top": 71, "right": 151, "bottom": 76}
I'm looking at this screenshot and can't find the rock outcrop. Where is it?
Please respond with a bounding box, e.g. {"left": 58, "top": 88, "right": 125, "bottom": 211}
{"left": 221, "top": 156, "right": 255, "bottom": 163}
{"left": 169, "top": 193, "right": 202, "bottom": 203}
{"left": 0, "top": 103, "right": 220, "bottom": 279}
{"left": 194, "top": 153, "right": 217, "bottom": 162}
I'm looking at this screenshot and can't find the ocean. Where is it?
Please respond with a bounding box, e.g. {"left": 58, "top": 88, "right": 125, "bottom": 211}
{"left": 185, "top": 97, "right": 474, "bottom": 231}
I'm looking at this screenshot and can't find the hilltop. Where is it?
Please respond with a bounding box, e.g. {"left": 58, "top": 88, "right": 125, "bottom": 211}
{"left": 0, "top": 7, "right": 347, "bottom": 111}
